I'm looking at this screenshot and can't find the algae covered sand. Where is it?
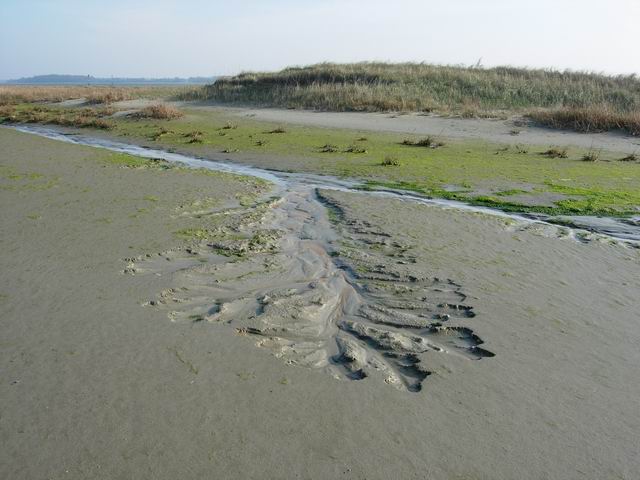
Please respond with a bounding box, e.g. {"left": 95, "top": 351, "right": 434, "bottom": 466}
{"left": 2, "top": 126, "right": 640, "bottom": 479}
{"left": 119, "top": 105, "right": 640, "bottom": 216}
{"left": 5, "top": 101, "right": 639, "bottom": 217}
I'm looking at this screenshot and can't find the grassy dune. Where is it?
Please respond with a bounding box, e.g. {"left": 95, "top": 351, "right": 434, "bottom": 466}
{"left": 185, "top": 62, "right": 640, "bottom": 134}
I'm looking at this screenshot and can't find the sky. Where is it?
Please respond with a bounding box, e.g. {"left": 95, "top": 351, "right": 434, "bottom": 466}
{"left": 1, "top": 0, "right": 639, "bottom": 79}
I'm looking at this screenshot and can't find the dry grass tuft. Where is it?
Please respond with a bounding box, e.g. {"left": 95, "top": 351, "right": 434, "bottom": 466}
{"left": 0, "top": 105, "right": 17, "bottom": 118}
{"left": 581, "top": 148, "right": 601, "bottom": 162}
{"left": 343, "top": 145, "right": 367, "bottom": 154}
{"left": 319, "top": 144, "right": 339, "bottom": 153}
{"left": 541, "top": 147, "right": 569, "bottom": 158}
{"left": 150, "top": 127, "right": 173, "bottom": 141}
{"left": 529, "top": 107, "right": 640, "bottom": 136}
{"left": 265, "top": 126, "right": 287, "bottom": 134}
{"left": 133, "top": 103, "right": 184, "bottom": 120}
{"left": 85, "top": 89, "right": 133, "bottom": 105}
{"left": 183, "top": 130, "right": 204, "bottom": 143}
{"left": 619, "top": 153, "right": 638, "bottom": 162}
{"left": 319, "top": 143, "right": 367, "bottom": 153}
{"left": 381, "top": 156, "right": 400, "bottom": 166}
{"left": 401, "top": 136, "right": 444, "bottom": 148}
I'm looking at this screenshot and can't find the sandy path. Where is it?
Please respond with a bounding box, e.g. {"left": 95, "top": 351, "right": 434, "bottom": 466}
{"left": 195, "top": 104, "right": 640, "bottom": 153}
{"left": 2, "top": 127, "right": 640, "bottom": 479}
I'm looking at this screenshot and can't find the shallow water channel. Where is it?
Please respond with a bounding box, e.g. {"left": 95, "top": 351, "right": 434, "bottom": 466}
{"left": 8, "top": 124, "right": 640, "bottom": 244}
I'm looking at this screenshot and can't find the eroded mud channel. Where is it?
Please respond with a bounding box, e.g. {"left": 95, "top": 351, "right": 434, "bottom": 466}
{"left": 128, "top": 184, "right": 491, "bottom": 392}
{"left": 11, "top": 124, "right": 639, "bottom": 393}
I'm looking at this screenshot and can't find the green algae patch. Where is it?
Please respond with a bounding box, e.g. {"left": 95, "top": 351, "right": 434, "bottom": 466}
{"left": 361, "top": 179, "right": 640, "bottom": 217}
{"left": 0, "top": 165, "right": 58, "bottom": 191}
{"left": 9, "top": 103, "right": 640, "bottom": 217}
{"left": 109, "top": 110, "right": 640, "bottom": 217}
{"left": 100, "top": 152, "right": 173, "bottom": 169}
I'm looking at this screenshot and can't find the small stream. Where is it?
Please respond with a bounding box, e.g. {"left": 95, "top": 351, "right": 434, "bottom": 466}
{"left": 6, "top": 124, "right": 640, "bottom": 244}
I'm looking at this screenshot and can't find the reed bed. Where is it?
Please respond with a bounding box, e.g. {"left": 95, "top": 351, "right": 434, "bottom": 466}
{"left": 528, "top": 107, "right": 640, "bottom": 135}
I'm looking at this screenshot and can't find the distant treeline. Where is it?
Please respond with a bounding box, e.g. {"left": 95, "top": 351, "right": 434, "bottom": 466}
{"left": 3, "top": 74, "right": 217, "bottom": 85}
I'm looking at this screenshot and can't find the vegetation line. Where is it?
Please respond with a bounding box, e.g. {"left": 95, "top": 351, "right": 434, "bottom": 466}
{"left": 182, "top": 62, "right": 640, "bottom": 135}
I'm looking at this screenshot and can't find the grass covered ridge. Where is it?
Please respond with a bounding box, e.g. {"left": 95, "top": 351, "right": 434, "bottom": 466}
{"left": 185, "top": 62, "right": 640, "bottom": 134}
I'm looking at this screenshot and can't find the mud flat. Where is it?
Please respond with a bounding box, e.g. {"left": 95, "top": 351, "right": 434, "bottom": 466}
{"left": 2, "top": 127, "right": 640, "bottom": 479}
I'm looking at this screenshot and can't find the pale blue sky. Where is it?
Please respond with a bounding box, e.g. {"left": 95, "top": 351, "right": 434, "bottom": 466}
{"left": 1, "top": 0, "right": 638, "bottom": 79}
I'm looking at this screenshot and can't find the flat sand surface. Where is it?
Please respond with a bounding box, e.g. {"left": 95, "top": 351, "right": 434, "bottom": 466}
{"left": 2, "top": 127, "right": 640, "bottom": 479}
{"left": 200, "top": 105, "right": 640, "bottom": 154}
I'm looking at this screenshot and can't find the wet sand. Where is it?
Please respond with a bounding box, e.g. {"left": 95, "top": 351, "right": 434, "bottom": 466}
{"left": 2, "top": 127, "right": 640, "bottom": 479}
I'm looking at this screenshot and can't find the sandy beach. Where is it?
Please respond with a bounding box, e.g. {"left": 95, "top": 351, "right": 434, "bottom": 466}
{"left": 2, "top": 124, "right": 639, "bottom": 479}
